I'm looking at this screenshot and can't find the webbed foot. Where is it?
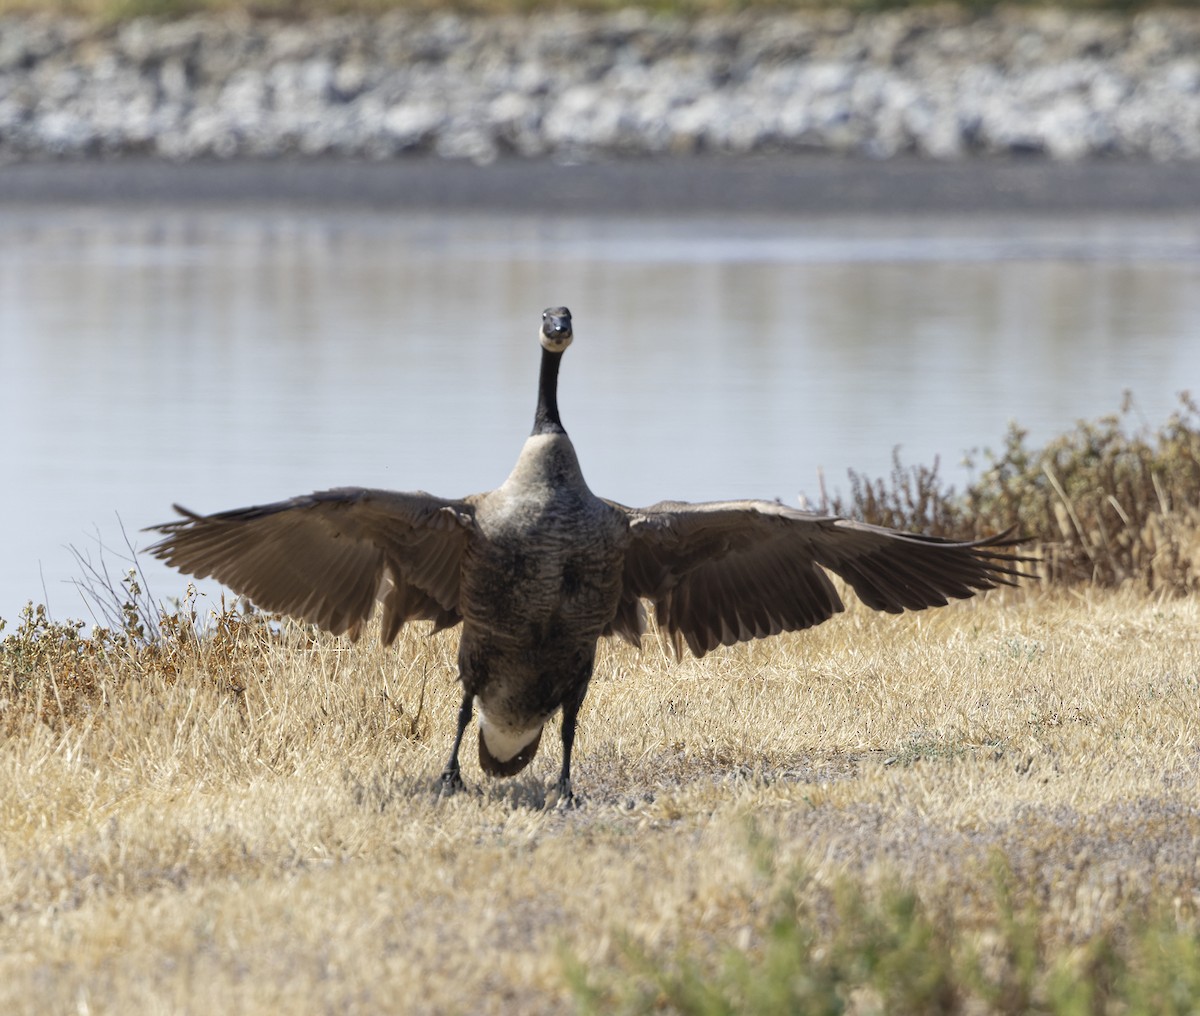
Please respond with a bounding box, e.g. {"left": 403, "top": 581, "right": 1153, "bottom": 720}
{"left": 437, "top": 769, "right": 467, "bottom": 797}
{"left": 547, "top": 777, "right": 578, "bottom": 810}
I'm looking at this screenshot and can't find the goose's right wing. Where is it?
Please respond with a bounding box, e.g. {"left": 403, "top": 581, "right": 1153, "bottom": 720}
{"left": 146, "top": 488, "right": 477, "bottom": 642}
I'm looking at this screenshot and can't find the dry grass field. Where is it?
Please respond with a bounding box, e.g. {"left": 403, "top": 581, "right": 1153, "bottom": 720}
{"left": 3, "top": 577, "right": 1198, "bottom": 1014}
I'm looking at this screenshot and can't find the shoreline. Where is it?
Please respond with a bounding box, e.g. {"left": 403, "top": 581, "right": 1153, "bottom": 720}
{"left": 4, "top": 155, "right": 1200, "bottom": 214}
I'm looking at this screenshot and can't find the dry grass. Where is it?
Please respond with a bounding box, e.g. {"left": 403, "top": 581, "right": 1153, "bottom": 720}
{"left": 3, "top": 580, "right": 1199, "bottom": 1013}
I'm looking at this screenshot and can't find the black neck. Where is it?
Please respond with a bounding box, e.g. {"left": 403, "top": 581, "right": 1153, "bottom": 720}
{"left": 532, "top": 347, "right": 565, "bottom": 435}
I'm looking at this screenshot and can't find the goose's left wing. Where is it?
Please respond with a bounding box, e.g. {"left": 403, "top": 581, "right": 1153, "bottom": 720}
{"left": 617, "top": 499, "right": 1032, "bottom": 657}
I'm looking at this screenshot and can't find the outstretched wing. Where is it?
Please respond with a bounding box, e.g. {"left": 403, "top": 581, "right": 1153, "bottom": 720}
{"left": 146, "top": 487, "right": 477, "bottom": 643}
{"left": 619, "top": 499, "right": 1032, "bottom": 657}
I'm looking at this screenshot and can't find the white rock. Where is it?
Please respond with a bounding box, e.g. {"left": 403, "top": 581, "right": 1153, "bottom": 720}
{"left": 3, "top": 10, "right": 1200, "bottom": 161}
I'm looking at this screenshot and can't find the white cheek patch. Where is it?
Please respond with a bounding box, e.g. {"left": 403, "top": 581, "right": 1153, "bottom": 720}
{"left": 474, "top": 698, "right": 542, "bottom": 763}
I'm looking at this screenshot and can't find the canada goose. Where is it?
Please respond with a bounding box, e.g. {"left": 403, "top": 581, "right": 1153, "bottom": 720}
{"left": 148, "top": 306, "right": 1030, "bottom": 804}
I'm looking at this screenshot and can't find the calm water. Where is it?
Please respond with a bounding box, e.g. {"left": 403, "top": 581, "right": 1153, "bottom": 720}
{"left": 3, "top": 207, "right": 1199, "bottom": 624}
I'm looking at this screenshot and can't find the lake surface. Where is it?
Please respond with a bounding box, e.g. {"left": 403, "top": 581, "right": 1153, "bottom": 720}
{"left": 3, "top": 207, "right": 1199, "bottom": 625}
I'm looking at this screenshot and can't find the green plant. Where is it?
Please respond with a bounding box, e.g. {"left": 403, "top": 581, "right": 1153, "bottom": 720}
{"left": 567, "top": 851, "right": 1200, "bottom": 1016}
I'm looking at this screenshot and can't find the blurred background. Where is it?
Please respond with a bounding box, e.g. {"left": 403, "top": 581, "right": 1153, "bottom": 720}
{"left": 2, "top": 6, "right": 1199, "bottom": 623}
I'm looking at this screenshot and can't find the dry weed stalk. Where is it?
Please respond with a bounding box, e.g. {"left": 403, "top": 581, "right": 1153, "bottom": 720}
{"left": 820, "top": 392, "right": 1200, "bottom": 594}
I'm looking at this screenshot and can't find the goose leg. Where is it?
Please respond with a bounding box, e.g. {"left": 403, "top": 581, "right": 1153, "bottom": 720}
{"left": 439, "top": 691, "right": 474, "bottom": 794}
{"left": 554, "top": 687, "right": 585, "bottom": 807}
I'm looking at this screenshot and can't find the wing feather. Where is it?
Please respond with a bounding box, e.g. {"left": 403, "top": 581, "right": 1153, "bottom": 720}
{"left": 146, "top": 487, "right": 476, "bottom": 643}
{"left": 620, "top": 499, "right": 1033, "bottom": 658}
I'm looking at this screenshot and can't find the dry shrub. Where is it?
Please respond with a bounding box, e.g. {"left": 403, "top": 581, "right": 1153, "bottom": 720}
{"left": 1, "top": 581, "right": 281, "bottom": 732}
{"left": 820, "top": 392, "right": 1200, "bottom": 594}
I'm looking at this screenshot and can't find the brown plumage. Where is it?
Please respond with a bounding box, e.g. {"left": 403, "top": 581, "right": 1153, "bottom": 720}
{"left": 148, "top": 306, "right": 1032, "bottom": 804}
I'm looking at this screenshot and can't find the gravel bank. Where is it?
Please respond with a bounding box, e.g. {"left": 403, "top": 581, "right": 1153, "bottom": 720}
{"left": 2, "top": 8, "right": 1200, "bottom": 162}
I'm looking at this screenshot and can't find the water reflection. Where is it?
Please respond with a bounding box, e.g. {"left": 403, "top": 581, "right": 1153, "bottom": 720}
{"left": 2, "top": 208, "right": 1198, "bottom": 622}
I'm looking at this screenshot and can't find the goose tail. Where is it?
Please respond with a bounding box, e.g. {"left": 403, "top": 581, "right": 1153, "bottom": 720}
{"left": 476, "top": 711, "right": 544, "bottom": 778}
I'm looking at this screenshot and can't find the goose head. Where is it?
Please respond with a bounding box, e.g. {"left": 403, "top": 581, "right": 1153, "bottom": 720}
{"left": 540, "top": 307, "right": 573, "bottom": 354}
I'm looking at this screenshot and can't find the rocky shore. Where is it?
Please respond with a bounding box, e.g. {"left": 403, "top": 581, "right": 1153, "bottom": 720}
{"left": 2, "top": 8, "right": 1200, "bottom": 163}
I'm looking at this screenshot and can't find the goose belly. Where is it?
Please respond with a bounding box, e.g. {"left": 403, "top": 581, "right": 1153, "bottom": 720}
{"left": 457, "top": 497, "right": 626, "bottom": 726}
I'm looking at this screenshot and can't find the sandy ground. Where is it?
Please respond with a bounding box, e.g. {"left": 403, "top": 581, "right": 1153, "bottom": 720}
{"left": 3, "top": 156, "right": 1200, "bottom": 214}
